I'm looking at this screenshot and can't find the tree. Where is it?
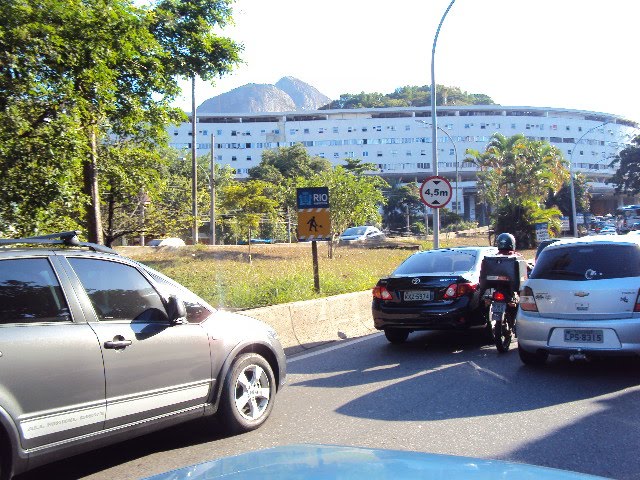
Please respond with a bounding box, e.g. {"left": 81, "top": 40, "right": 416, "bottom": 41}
{"left": 546, "top": 173, "right": 591, "bottom": 235}
{"left": 342, "top": 158, "right": 379, "bottom": 176}
{"left": 218, "top": 180, "right": 280, "bottom": 258}
{"left": 608, "top": 135, "right": 640, "bottom": 194}
{"left": 466, "top": 133, "right": 568, "bottom": 247}
{"left": 301, "top": 166, "right": 388, "bottom": 243}
{"left": 248, "top": 144, "right": 332, "bottom": 184}
{"left": 0, "top": 0, "right": 241, "bottom": 243}
{"left": 381, "top": 181, "right": 424, "bottom": 235}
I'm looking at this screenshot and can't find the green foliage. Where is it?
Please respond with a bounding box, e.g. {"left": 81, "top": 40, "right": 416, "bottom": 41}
{"left": 248, "top": 143, "right": 332, "bottom": 184}
{"left": 300, "top": 166, "right": 388, "bottom": 239}
{"left": 381, "top": 181, "right": 424, "bottom": 234}
{"left": 547, "top": 173, "right": 591, "bottom": 220}
{"left": 467, "top": 133, "right": 568, "bottom": 248}
{"left": 0, "top": 0, "right": 241, "bottom": 241}
{"left": 608, "top": 136, "right": 640, "bottom": 194}
{"left": 320, "top": 84, "right": 495, "bottom": 110}
{"left": 218, "top": 180, "right": 280, "bottom": 246}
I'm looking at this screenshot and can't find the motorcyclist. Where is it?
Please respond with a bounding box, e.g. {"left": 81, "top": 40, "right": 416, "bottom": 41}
{"left": 496, "top": 232, "right": 518, "bottom": 256}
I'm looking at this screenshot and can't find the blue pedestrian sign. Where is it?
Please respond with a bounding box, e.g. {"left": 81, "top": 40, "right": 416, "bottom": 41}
{"left": 297, "top": 187, "right": 330, "bottom": 210}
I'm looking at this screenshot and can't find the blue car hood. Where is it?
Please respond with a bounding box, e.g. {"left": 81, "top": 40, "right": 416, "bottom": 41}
{"left": 144, "top": 444, "right": 607, "bottom": 479}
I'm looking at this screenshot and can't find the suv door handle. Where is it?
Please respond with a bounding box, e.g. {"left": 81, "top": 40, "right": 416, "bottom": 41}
{"left": 104, "top": 337, "right": 132, "bottom": 349}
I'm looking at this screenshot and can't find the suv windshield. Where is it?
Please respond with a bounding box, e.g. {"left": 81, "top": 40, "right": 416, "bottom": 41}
{"left": 531, "top": 244, "right": 640, "bottom": 280}
{"left": 392, "top": 250, "right": 477, "bottom": 275}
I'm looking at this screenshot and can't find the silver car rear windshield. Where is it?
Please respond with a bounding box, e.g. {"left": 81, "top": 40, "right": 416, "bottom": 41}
{"left": 393, "top": 250, "right": 477, "bottom": 275}
{"left": 531, "top": 244, "right": 640, "bottom": 280}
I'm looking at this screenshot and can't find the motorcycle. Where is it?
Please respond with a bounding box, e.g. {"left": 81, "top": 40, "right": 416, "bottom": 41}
{"left": 480, "top": 255, "right": 529, "bottom": 353}
{"left": 487, "top": 287, "right": 518, "bottom": 353}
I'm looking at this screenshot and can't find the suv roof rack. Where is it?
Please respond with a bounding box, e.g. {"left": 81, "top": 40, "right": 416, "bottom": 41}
{"left": 0, "top": 231, "right": 118, "bottom": 254}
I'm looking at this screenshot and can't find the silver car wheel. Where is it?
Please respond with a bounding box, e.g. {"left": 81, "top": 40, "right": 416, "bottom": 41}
{"left": 233, "top": 364, "right": 271, "bottom": 421}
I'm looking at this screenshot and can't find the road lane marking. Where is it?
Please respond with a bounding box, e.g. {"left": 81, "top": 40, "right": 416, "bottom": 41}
{"left": 468, "top": 361, "right": 510, "bottom": 383}
{"left": 287, "top": 333, "right": 383, "bottom": 363}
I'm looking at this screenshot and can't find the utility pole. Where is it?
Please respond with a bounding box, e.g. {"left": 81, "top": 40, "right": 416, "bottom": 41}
{"left": 191, "top": 76, "right": 198, "bottom": 245}
{"left": 210, "top": 134, "right": 216, "bottom": 245}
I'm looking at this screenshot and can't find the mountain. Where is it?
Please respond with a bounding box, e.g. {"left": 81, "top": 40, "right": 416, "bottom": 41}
{"left": 275, "top": 76, "right": 331, "bottom": 111}
{"left": 197, "top": 77, "right": 331, "bottom": 113}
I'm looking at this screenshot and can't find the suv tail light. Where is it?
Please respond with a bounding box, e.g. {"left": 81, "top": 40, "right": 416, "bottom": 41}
{"left": 373, "top": 285, "right": 393, "bottom": 300}
{"left": 519, "top": 286, "right": 538, "bottom": 312}
{"left": 443, "top": 282, "right": 477, "bottom": 299}
{"left": 634, "top": 289, "right": 640, "bottom": 312}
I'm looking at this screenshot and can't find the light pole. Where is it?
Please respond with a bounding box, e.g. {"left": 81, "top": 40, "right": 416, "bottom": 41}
{"left": 430, "top": 0, "right": 456, "bottom": 249}
{"left": 570, "top": 121, "right": 610, "bottom": 236}
{"left": 210, "top": 134, "right": 216, "bottom": 245}
{"left": 191, "top": 76, "right": 198, "bottom": 245}
{"left": 416, "top": 120, "right": 459, "bottom": 215}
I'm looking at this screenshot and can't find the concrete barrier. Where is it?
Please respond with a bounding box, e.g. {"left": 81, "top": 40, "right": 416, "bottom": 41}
{"left": 242, "top": 290, "right": 376, "bottom": 355}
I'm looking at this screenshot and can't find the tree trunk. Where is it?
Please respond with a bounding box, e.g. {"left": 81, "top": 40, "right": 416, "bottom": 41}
{"left": 83, "top": 125, "right": 103, "bottom": 244}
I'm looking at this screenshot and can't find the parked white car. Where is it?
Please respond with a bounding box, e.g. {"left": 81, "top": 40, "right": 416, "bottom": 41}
{"left": 517, "top": 236, "right": 640, "bottom": 365}
{"left": 338, "top": 226, "right": 385, "bottom": 244}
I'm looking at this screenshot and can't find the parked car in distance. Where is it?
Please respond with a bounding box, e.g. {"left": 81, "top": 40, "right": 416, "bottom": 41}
{"left": 599, "top": 226, "right": 617, "bottom": 235}
{"left": 339, "top": 226, "right": 385, "bottom": 244}
{"left": 372, "top": 246, "right": 498, "bottom": 344}
{"left": 517, "top": 236, "right": 640, "bottom": 365}
{"left": 147, "top": 237, "right": 186, "bottom": 247}
{"left": 0, "top": 231, "right": 286, "bottom": 479}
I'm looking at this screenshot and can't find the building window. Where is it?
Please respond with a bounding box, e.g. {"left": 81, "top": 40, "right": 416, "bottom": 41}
{"left": 247, "top": 156, "right": 252, "bottom": 161}
{"left": 231, "top": 156, "right": 237, "bottom": 161}
{"left": 333, "top": 127, "right": 339, "bottom": 133}
{"left": 304, "top": 128, "right": 310, "bottom": 134}
{"left": 216, "top": 129, "right": 223, "bottom": 135}
{"left": 231, "top": 131, "right": 237, "bottom": 136}
{"left": 173, "top": 130, "right": 178, "bottom": 136}
{"left": 363, "top": 151, "right": 369, "bottom": 157}
{"left": 377, "top": 151, "right": 383, "bottom": 157}
{"left": 334, "top": 152, "right": 339, "bottom": 158}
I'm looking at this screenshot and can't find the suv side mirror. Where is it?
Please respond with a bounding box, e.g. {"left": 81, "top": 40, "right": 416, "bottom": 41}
{"left": 166, "top": 295, "right": 188, "bottom": 325}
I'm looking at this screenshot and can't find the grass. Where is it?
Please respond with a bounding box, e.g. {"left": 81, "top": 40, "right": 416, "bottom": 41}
{"left": 119, "top": 234, "right": 535, "bottom": 310}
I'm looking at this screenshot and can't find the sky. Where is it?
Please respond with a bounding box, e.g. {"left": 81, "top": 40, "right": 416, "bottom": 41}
{"left": 173, "top": 0, "right": 640, "bottom": 122}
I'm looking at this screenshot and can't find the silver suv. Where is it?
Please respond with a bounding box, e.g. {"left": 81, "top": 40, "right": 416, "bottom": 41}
{"left": 517, "top": 235, "right": 640, "bottom": 365}
{"left": 0, "top": 232, "right": 286, "bottom": 479}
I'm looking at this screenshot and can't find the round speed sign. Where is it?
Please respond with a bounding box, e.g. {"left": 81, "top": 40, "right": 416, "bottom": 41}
{"left": 420, "top": 175, "right": 452, "bottom": 209}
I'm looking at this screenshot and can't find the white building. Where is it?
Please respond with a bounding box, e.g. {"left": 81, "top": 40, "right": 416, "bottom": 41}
{"left": 168, "top": 105, "right": 639, "bottom": 221}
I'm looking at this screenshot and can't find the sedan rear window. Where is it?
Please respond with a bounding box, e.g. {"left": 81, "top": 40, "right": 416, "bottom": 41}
{"left": 531, "top": 244, "right": 640, "bottom": 280}
{"left": 393, "top": 250, "right": 477, "bottom": 275}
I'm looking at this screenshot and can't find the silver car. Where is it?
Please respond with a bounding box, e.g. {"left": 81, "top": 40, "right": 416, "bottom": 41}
{"left": 0, "top": 232, "right": 286, "bottom": 479}
{"left": 517, "top": 235, "right": 640, "bottom": 365}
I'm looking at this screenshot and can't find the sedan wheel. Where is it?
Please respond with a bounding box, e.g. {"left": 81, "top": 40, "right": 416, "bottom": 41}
{"left": 218, "top": 353, "right": 275, "bottom": 434}
{"left": 384, "top": 328, "right": 409, "bottom": 344}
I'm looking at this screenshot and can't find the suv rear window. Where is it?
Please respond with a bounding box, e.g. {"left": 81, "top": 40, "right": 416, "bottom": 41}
{"left": 531, "top": 244, "right": 640, "bottom": 280}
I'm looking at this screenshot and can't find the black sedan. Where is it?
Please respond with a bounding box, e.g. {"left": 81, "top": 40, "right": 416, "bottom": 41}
{"left": 372, "top": 246, "right": 499, "bottom": 343}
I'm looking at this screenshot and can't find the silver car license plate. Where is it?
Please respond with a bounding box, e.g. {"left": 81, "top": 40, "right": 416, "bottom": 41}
{"left": 564, "top": 329, "right": 604, "bottom": 343}
{"left": 403, "top": 291, "right": 432, "bottom": 301}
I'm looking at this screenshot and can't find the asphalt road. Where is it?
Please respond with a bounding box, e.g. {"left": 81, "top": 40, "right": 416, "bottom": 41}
{"left": 18, "top": 331, "right": 640, "bottom": 480}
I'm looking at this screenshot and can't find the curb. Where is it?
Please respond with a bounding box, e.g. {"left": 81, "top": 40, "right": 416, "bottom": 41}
{"left": 242, "top": 291, "right": 376, "bottom": 355}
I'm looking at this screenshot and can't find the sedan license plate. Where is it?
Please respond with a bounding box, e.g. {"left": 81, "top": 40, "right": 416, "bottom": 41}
{"left": 403, "top": 290, "right": 433, "bottom": 302}
{"left": 564, "top": 329, "right": 604, "bottom": 343}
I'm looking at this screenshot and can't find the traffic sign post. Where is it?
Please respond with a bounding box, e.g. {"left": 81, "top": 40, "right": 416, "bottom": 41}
{"left": 296, "top": 187, "right": 331, "bottom": 293}
{"left": 420, "top": 175, "right": 452, "bottom": 209}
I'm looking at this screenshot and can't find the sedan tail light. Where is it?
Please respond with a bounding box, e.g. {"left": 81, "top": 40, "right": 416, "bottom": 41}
{"left": 519, "top": 286, "right": 538, "bottom": 312}
{"left": 373, "top": 285, "right": 393, "bottom": 300}
{"left": 443, "top": 282, "right": 477, "bottom": 299}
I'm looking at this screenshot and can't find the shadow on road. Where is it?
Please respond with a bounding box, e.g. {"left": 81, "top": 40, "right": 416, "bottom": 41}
{"left": 503, "top": 388, "right": 640, "bottom": 478}
{"left": 289, "top": 331, "right": 640, "bottom": 423}
{"left": 15, "top": 417, "right": 233, "bottom": 480}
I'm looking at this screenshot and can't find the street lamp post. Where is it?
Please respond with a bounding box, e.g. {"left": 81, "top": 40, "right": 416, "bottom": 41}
{"left": 570, "top": 121, "right": 610, "bottom": 236}
{"left": 430, "top": 0, "right": 456, "bottom": 249}
{"left": 191, "top": 76, "right": 198, "bottom": 245}
{"left": 210, "top": 134, "right": 216, "bottom": 245}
